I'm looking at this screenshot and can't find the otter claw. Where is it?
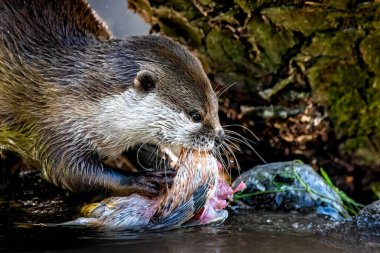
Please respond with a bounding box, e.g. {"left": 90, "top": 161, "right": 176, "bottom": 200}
{"left": 132, "top": 169, "right": 177, "bottom": 197}
{"left": 145, "top": 169, "right": 176, "bottom": 187}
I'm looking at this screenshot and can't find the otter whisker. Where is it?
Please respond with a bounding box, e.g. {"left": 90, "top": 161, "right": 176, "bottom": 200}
{"left": 222, "top": 127, "right": 267, "bottom": 164}
{"left": 216, "top": 82, "right": 237, "bottom": 98}
{"left": 224, "top": 129, "right": 258, "bottom": 146}
{"left": 213, "top": 81, "right": 222, "bottom": 94}
{"left": 214, "top": 149, "right": 231, "bottom": 183}
{"left": 224, "top": 135, "right": 254, "bottom": 152}
{"left": 145, "top": 140, "right": 169, "bottom": 189}
{"left": 156, "top": 143, "right": 170, "bottom": 190}
{"left": 220, "top": 149, "right": 232, "bottom": 179}
{"left": 224, "top": 134, "right": 266, "bottom": 164}
{"left": 223, "top": 138, "right": 241, "bottom": 152}
{"left": 223, "top": 124, "right": 260, "bottom": 142}
{"left": 136, "top": 139, "right": 154, "bottom": 171}
{"left": 213, "top": 147, "right": 227, "bottom": 173}
{"left": 221, "top": 142, "right": 241, "bottom": 175}
{"left": 157, "top": 145, "right": 165, "bottom": 172}
{"left": 218, "top": 144, "right": 232, "bottom": 177}
{"left": 224, "top": 131, "right": 255, "bottom": 151}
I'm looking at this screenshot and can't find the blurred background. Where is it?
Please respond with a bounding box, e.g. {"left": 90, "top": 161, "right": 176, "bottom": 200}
{"left": 88, "top": 0, "right": 149, "bottom": 37}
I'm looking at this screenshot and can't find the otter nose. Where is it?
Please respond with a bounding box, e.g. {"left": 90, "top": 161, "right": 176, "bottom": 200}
{"left": 215, "top": 129, "right": 225, "bottom": 147}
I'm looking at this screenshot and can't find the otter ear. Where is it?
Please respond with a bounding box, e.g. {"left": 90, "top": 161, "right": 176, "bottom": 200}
{"left": 133, "top": 70, "right": 157, "bottom": 92}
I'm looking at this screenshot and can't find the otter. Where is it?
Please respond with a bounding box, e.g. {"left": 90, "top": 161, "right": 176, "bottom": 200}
{"left": 0, "top": 0, "right": 224, "bottom": 197}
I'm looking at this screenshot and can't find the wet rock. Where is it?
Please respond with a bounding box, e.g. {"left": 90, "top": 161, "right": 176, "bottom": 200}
{"left": 232, "top": 161, "right": 348, "bottom": 220}
{"left": 262, "top": 7, "right": 339, "bottom": 36}
{"left": 321, "top": 200, "right": 380, "bottom": 242}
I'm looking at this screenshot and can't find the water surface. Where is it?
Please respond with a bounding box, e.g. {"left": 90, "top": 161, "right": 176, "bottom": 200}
{"left": 1, "top": 210, "right": 377, "bottom": 253}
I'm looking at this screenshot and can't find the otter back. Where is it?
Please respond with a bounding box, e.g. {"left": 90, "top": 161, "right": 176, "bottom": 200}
{"left": 0, "top": 0, "right": 223, "bottom": 197}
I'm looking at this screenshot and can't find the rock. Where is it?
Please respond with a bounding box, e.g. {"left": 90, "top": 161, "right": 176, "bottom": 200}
{"left": 232, "top": 161, "right": 348, "bottom": 220}
{"left": 321, "top": 200, "right": 380, "bottom": 242}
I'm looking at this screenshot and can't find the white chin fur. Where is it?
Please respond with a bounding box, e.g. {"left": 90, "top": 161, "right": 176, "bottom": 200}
{"left": 91, "top": 89, "right": 203, "bottom": 158}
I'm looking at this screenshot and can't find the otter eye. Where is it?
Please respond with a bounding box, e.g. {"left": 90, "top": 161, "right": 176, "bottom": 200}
{"left": 189, "top": 111, "right": 202, "bottom": 123}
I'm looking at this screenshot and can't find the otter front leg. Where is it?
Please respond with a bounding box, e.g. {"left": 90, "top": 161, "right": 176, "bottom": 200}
{"left": 116, "top": 169, "right": 177, "bottom": 196}
{"left": 42, "top": 157, "right": 176, "bottom": 197}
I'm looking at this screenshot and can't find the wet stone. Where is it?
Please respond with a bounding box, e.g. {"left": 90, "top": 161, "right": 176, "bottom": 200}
{"left": 321, "top": 200, "right": 380, "bottom": 243}
{"left": 232, "top": 161, "right": 348, "bottom": 220}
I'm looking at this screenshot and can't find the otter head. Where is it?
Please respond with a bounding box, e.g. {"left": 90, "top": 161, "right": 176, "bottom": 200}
{"left": 94, "top": 36, "right": 224, "bottom": 157}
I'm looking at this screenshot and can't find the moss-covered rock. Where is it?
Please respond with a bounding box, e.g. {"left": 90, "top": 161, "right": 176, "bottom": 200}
{"left": 246, "top": 18, "right": 297, "bottom": 74}
{"left": 360, "top": 30, "right": 380, "bottom": 74}
{"left": 262, "top": 7, "right": 340, "bottom": 36}
{"left": 302, "top": 30, "right": 364, "bottom": 59}
{"left": 128, "top": 0, "right": 380, "bottom": 168}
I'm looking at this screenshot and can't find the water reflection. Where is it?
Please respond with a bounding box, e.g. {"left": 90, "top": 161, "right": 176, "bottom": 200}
{"left": 0, "top": 211, "right": 372, "bottom": 253}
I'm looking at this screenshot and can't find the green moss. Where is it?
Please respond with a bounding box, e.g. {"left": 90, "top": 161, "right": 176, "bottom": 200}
{"left": 190, "top": 17, "right": 211, "bottom": 35}
{"left": 366, "top": 77, "right": 380, "bottom": 131}
{"left": 237, "top": 0, "right": 310, "bottom": 9}
{"left": 222, "top": 35, "right": 247, "bottom": 69}
{"left": 322, "top": 0, "right": 351, "bottom": 10}
{"left": 302, "top": 28, "right": 380, "bottom": 165}
{"left": 371, "top": 181, "right": 380, "bottom": 198}
{"left": 360, "top": 30, "right": 380, "bottom": 74}
{"left": 128, "top": 0, "right": 154, "bottom": 22}
{"left": 340, "top": 135, "right": 380, "bottom": 165}
{"left": 307, "top": 58, "right": 369, "bottom": 137}
{"left": 234, "top": 0, "right": 252, "bottom": 15}
{"left": 246, "top": 18, "right": 297, "bottom": 74}
{"left": 213, "top": 72, "right": 247, "bottom": 89}
{"left": 299, "top": 27, "right": 380, "bottom": 150}
{"left": 213, "top": 9, "right": 240, "bottom": 26}
{"left": 154, "top": 7, "right": 203, "bottom": 47}
{"left": 330, "top": 89, "right": 368, "bottom": 138}
{"left": 262, "top": 7, "right": 340, "bottom": 36}
{"left": 154, "top": 0, "right": 200, "bottom": 20}
{"left": 205, "top": 29, "right": 237, "bottom": 72}
{"left": 196, "top": 0, "right": 216, "bottom": 8}
{"left": 303, "top": 30, "right": 364, "bottom": 60}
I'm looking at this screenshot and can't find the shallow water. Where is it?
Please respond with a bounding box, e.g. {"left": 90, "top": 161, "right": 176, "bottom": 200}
{"left": 1, "top": 210, "right": 377, "bottom": 253}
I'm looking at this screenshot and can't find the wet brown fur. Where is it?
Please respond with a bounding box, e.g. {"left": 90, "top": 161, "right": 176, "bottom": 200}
{"left": 0, "top": 0, "right": 222, "bottom": 196}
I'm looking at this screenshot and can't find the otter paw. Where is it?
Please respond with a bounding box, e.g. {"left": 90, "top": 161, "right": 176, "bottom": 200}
{"left": 130, "top": 169, "right": 177, "bottom": 197}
